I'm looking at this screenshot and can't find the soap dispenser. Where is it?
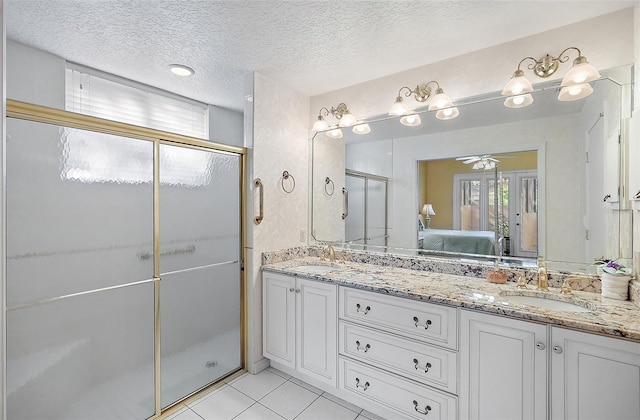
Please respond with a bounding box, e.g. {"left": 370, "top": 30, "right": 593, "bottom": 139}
{"left": 537, "top": 255, "right": 549, "bottom": 291}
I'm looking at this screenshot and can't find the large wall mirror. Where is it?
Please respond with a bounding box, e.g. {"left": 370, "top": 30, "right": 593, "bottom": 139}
{"left": 311, "top": 68, "right": 633, "bottom": 271}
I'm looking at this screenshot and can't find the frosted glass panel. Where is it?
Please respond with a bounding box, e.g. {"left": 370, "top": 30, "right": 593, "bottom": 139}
{"left": 6, "top": 119, "right": 154, "bottom": 307}
{"left": 345, "top": 175, "right": 365, "bottom": 244}
{"left": 159, "top": 144, "right": 240, "bottom": 274}
{"left": 6, "top": 283, "right": 155, "bottom": 420}
{"left": 161, "top": 263, "right": 241, "bottom": 408}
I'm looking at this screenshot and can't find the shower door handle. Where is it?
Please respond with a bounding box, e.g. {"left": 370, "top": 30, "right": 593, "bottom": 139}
{"left": 254, "top": 178, "right": 264, "bottom": 225}
{"left": 342, "top": 187, "right": 349, "bottom": 220}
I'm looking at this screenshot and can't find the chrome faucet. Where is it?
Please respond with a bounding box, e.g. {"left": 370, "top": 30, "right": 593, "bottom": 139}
{"left": 537, "top": 256, "right": 549, "bottom": 291}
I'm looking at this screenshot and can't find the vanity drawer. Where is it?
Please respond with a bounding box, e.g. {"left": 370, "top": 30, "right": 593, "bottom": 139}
{"left": 339, "top": 357, "right": 457, "bottom": 420}
{"left": 339, "top": 287, "right": 458, "bottom": 349}
{"left": 339, "top": 322, "right": 457, "bottom": 394}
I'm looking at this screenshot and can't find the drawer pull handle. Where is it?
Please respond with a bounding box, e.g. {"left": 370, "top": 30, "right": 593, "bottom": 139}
{"left": 413, "top": 400, "right": 432, "bottom": 415}
{"left": 355, "top": 378, "right": 370, "bottom": 391}
{"left": 413, "top": 358, "right": 432, "bottom": 373}
{"left": 413, "top": 316, "right": 432, "bottom": 329}
{"left": 356, "top": 340, "right": 371, "bottom": 353}
{"left": 356, "top": 304, "right": 371, "bottom": 315}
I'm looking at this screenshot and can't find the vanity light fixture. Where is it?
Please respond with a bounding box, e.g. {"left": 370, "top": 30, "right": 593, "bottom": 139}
{"left": 502, "top": 47, "right": 600, "bottom": 107}
{"left": 168, "top": 64, "right": 195, "bottom": 76}
{"left": 389, "top": 81, "right": 459, "bottom": 124}
{"left": 325, "top": 126, "right": 344, "bottom": 139}
{"left": 312, "top": 103, "right": 365, "bottom": 136}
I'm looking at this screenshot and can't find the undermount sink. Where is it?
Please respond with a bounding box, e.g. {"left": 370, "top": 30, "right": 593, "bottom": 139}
{"left": 290, "top": 264, "right": 339, "bottom": 274}
{"left": 501, "top": 294, "right": 592, "bottom": 312}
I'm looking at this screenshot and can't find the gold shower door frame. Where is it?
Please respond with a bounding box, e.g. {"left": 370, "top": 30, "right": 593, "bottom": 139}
{"left": 5, "top": 99, "right": 248, "bottom": 418}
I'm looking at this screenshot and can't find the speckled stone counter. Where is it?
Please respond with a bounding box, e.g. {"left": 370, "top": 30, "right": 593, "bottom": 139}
{"left": 262, "top": 256, "right": 640, "bottom": 342}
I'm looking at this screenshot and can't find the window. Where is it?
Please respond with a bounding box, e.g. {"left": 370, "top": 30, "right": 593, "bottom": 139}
{"left": 65, "top": 64, "right": 209, "bottom": 139}
{"left": 63, "top": 65, "right": 213, "bottom": 186}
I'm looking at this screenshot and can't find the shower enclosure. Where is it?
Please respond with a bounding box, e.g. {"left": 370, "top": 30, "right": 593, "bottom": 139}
{"left": 4, "top": 101, "right": 245, "bottom": 419}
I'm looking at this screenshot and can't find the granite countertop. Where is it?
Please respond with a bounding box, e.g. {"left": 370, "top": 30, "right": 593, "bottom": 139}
{"left": 262, "top": 256, "right": 640, "bottom": 342}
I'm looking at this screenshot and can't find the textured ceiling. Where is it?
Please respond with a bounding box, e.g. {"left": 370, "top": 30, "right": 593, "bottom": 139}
{"left": 5, "top": 0, "right": 636, "bottom": 111}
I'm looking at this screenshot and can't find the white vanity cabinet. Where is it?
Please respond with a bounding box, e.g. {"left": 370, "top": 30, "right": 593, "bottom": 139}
{"left": 550, "top": 327, "right": 640, "bottom": 420}
{"left": 338, "top": 287, "right": 458, "bottom": 419}
{"left": 262, "top": 272, "right": 337, "bottom": 387}
{"left": 459, "top": 309, "right": 548, "bottom": 420}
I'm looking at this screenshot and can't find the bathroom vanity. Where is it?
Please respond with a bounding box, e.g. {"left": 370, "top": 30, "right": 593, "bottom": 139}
{"left": 262, "top": 251, "right": 640, "bottom": 420}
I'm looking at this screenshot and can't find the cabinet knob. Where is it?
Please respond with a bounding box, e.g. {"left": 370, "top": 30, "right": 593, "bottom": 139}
{"left": 413, "top": 400, "right": 432, "bottom": 415}
{"left": 536, "top": 342, "right": 546, "bottom": 350}
{"left": 289, "top": 288, "right": 295, "bottom": 292}
{"left": 356, "top": 303, "right": 371, "bottom": 315}
{"left": 295, "top": 289, "right": 300, "bottom": 293}
{"left": 553, "top": 345, "right": 563, "bottom": 354}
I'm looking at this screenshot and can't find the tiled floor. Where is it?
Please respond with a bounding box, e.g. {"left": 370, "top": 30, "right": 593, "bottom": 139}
{"left": 163, "top": 368, "right": 385, "bottom": 420}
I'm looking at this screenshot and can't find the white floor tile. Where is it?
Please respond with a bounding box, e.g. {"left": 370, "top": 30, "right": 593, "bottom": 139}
{"left": 296, "top": 396, "right": 360, "bottom": 420}
{"left": 361, "top": 409, "right": 386, "bottom": 420}
{"left": 170, "top": 408, "right": 205, "bottom": 420}
{"left": 229, "top": 369, "right": 287, "bottom": 400}
{"left": 259, "top": 380, "right": 319, "bottom": 420}
{"left": 267, "top": 367, "right": 291, "bottom": 380}
{"left": 189, "top": 386, "right": 254, "bottom": 420}
{"left": 234, "top": 403, "right": 286, "bottom": 420}
{"left": 225, "top": 371, "right": 250, "bottom": 385}
{"left": 322, "top": 391, "right": 364, "bottom": 414}
{"left": 289, "top": 376, "right": 323, "bottom": 395}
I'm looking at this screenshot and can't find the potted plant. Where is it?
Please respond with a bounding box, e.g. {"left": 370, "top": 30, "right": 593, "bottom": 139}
{"left": 594, "top": 258, "right": 633, "bottom": 300}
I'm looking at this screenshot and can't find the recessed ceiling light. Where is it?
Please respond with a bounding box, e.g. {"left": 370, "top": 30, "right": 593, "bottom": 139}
{"left": 169, "top": 64, "right": 195, "bottom": 76}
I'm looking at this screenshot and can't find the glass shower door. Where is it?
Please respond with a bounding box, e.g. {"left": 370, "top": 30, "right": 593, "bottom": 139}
{"left": 5, "top": 119, "right": 156, "bottom": 419}
{"left": 159, "top": 143, "right": 242, "bottom": 408}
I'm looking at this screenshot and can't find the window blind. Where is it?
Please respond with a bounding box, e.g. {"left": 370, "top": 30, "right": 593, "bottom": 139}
{"left": 65, "top": 65, "right": 209, "bottom": 139}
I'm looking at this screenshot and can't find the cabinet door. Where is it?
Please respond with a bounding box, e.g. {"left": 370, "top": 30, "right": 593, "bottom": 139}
{"left": 460, "top": 310, "right": 548, "bottom": 420}
{"left": 263, "top": 273, "right": 296, "bottom": 368}
{"left": 551, "top": 327, "right": 640, "bottom": 420}
{"left": 297, "top": 278, "right": 337, "bottom": 387}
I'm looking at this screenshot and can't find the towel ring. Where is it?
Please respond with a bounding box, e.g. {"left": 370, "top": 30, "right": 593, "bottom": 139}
{"left": 281, "top": 171, "right": 295, "bottom": 193}
{"left": 325, "top": 177, "right": 335, "bottom": 196}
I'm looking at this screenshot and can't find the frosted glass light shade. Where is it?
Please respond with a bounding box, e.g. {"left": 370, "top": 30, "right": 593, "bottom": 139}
{"left": 561, "top": 59, "right": 600, "bottom": 86}
{"left": 339, "top": 111, "right": 357, "bottom": 127}
{"left": 428, "top": 91, "right": 454, "bottom": 110}
{"left": 389, "top": 97, "right": 410, "bottom": 116}
{"left": 312, "top": 116, "right": 328, "bottom": 132}
{"left": 400, "top": 113, "right": 422, "bottom": 127}
{"left": 504, "top": 93, "right": 534, "bottom": 108}
{"left": 501, "top": 73, "right": 533, "bottom": 96}
{"left": 325, "top": 127, "right": 344, "bottom": 138}
{"left": 558, "top": 83, "right": 593, "bottom": 101}
{"left": 352, "top": 123, "right": 371, "bottom": 134}
{"left": 436, "top": 107, "right": 459, "bottom": 120}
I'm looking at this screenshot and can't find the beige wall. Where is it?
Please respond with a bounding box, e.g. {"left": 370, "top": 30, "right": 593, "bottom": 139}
{"left": 247, "top": 72, "right": 310, "bottom": 373}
